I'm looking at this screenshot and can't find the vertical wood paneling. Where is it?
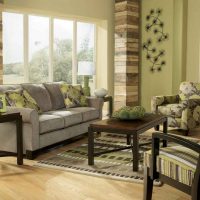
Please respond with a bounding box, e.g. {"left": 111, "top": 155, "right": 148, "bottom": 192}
{"left": 114, "top": 0, "right": 140, "bottom": 110}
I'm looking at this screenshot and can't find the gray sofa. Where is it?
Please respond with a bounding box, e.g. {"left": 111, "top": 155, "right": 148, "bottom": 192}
{"left": 0, "top": 82, "right": 104, "bottom": 159}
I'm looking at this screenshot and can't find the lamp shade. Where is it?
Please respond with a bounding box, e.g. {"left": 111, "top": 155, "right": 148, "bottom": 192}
{"left": 78, "top": 61, "right": 95, "bottom": 76}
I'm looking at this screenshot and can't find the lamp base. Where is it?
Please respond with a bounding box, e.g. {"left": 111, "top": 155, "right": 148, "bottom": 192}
{"left": 83, "top": 87, "right": 90, "bottom": 96}
{"left": 83, "top": 76, "right": 91, "bottom": 96}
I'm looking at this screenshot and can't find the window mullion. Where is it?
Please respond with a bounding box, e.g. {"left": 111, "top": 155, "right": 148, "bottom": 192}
{"left": 23, "top": 14, "right": 29, "bottom": 82}
{"left": 72, "top": 20, "right": 77, "bottom": 84}
{"left": 49, "top": 17, "right": 53, "bottom": 82}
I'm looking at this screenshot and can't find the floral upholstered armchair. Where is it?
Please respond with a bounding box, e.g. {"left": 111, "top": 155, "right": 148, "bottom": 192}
{"left": 151, "top": 82, "right": 200, "bottom": 134}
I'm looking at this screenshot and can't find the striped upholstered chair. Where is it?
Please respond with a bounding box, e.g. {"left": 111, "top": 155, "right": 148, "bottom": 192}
{"left": 143, "top": 132, "right": 200, "bottom": 200}
{"left": 151, "top": 82, "right": 200, "bottom": 135}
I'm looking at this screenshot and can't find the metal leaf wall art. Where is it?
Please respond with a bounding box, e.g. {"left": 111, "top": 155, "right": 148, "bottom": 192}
{"left": 143, "top": 8, "right": 169, "bottom": 72}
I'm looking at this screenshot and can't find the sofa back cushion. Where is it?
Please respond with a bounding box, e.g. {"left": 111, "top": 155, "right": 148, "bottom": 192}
{"left": 43, "top": 82, "right": 65, "bottom": 110}
{"left": 21, "top": 84, "right": 52, "bottom": 112}
{"left": 179, "top": 82, "right": 200, "bottom": 101}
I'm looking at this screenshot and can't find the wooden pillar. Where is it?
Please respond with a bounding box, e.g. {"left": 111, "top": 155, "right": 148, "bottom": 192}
{"left": 114, "top": 0, "right": 140, "bottom": 110}
{"left": 0, "top": 0, "right": 3, "bottom": 84}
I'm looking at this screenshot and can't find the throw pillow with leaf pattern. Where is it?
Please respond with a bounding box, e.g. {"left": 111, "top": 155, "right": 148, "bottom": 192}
{"left": 23, "top": 90, "right": 41, "bottom": 112}
{"left": 5, "top": 89, "right": 41, "bottom": 113}
{"left": 6, "top": 89, "right": 25, "bottom": 107}
{"left": 60, "top": 83, "right": 88, "bottom": 108}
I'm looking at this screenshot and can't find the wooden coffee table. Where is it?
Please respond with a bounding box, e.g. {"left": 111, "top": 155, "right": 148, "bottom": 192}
{"left": 0, "top": 112, "right": 23, "bottom": 165}
{"left": 88, "top": 114, "right": 167, "bottom": 171}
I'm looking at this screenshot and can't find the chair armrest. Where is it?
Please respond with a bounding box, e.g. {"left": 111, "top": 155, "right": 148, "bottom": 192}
{"left": 152, "top": 132, "right": 200, "bottom": 153}
{"left": 87, "top": 97, "right": 104, "bottom": 119}
{"left": 181, "top": 99, "right": 200, "bottom": 130}
{"left": 6, "top": 106, "right": 39, "bottom": 123}
{"left": 151, "top": 132, "right": 200, "bottom": 179}
{"left": 151, "top": 95, "right": 179, "bottom": 113}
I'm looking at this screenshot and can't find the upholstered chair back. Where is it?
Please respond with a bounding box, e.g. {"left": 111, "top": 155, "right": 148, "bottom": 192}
{"left": 179, "top": 82, "right": 200, "bottom": 101}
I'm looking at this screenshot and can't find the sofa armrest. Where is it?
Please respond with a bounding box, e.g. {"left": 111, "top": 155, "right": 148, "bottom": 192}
{"left": 151, "top": 95, "right": 179, "bottom": 113}
{"left": 87, "top": 97, "right": 104, "bottom": 119}
{"left": 6, "top": 106, "right": 39, "bottom": 123}
{"left": 0, "top": 106, "right": 40, "bottom": 153}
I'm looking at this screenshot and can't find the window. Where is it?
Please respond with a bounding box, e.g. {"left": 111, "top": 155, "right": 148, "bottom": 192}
{"left": 53, "top": 19, "right": 73, "bottom": 83}
{"left": 3, "top": 12, "right": 24, "bottom": 84}
{"left": 3, "top": 12, "right": 96, "bottom": 91}
{"left": 29, "top": 15, "right": 50, "bottom": 83}
{"left": 77, "top": 22, "right": 95, "bottom": 92}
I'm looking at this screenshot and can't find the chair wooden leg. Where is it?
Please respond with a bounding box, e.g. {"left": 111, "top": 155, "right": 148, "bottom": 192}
{"left": 191, "top": 158, "right": 200, "bottom": 200}
{"left": 154, "top": 125, "right": 159, "bottom": 131}
{"left": 143, "top": 167, "right": 153, "bottom": 200}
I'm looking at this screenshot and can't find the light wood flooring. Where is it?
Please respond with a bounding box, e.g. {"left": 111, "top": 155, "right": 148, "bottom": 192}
{"left": 0, "top": 127, "right": 199, "bottom": 200}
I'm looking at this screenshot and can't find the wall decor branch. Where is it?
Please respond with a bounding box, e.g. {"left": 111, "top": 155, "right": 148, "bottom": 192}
{"left": 143, "top": 8, "right": 169, "bottom": 72}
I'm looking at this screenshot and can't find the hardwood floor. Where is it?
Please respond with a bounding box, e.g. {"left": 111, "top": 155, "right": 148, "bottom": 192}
{"left": 0, "top": 127, "right": 198, "bottom": 200}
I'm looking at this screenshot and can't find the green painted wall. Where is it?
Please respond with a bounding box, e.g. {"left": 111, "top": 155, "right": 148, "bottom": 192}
{"left": 141, "top": 0, "right": 187, "bottom": 111}
{"left": 186, "top": 0, "right": 200, "bottom": 82}
{"left": 141, "top": 0, "right": 174, "bottom": 111}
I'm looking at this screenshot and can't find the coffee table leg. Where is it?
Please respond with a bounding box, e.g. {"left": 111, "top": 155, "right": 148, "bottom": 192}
{"left": 163, "top": 119, "right": 168, "bottom": 147}
{"left": 88, "top": 127, "right": 94, "bottom": 165}
{"left": 132, "top": 134, "right": 139, "bottom": 171}
{"left": 16, "top": 115, "right": 23, "bottom": 165}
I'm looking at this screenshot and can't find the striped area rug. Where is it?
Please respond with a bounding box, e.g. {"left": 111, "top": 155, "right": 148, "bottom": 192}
{"left": 36, "top": 133, "right": 160, "bottom": 185}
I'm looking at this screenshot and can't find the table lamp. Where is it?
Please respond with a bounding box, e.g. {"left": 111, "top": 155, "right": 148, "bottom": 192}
{"left": 78, "top": 61, "right": 95, "bottom": 96}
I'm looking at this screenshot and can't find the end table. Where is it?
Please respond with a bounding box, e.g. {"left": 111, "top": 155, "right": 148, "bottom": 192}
{"left": 0, "top": 112, "right": 23, "bottom": 165}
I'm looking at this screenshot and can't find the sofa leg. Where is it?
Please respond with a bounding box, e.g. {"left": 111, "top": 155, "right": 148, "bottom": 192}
{"left": 184, "top": 130, "right": 189, "bottom": 136}
{"left": 26, "top": 150, "right": 36, "bottom": 160}
{"left": 143, "top": 167, "right": 153, "bottom": 200}
{"left": 154, "top": 125, "right": 160, "bottom": 131}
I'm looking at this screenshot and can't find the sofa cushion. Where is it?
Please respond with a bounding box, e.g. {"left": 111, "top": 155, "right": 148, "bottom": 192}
{"left": 46, "top": 109, "right": 82, "bottom": 128}
{"left": 59, "top": 83, "right": 88, "bottom": 108}
{"left": 22, "top": 84, "right": 52, "bottom": 112}
{"left": 39, "top": 114, "right": 64, "bottom": 134}
{"left": 158, "top": 103, "right": 185, "bottom": 118}
{"left": 68, "top": 107, "right": 99, "bottom": 122}
{"left": 43, "top": 82, "right": 65, "bottom": 110}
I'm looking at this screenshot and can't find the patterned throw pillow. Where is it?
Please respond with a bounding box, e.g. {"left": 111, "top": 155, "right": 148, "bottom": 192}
{"left": 6, "top": 89, "right": 25, "bottom": 107}
{"left": 22, "top": 90, "right": 41, "bottom": 112}
{"left": 60, "top": 83, "right": 88, "bottom": 108}
{"left": 5, "top": 89, "right": 41, "bottom": 112}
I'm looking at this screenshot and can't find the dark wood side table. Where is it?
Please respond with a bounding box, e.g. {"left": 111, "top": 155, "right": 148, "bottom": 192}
{"left": 0, "top": 112, "right": 23, "bottom": 165}
{"left": 88, "top": 114, "right": 167, "bottom": 172}
{"left": 103, "top": 96, "right": 113, "bottom": 117}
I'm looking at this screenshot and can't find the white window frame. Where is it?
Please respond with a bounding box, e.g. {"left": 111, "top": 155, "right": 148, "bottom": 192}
{"left": 3, "top": 11, "right": 96, "bottom": 86}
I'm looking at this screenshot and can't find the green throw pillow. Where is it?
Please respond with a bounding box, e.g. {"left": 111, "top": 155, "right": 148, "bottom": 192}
{"left": 60, "top": 83, "right": 88, "bottom": 108}
{"left": 5, "top": 89, "right": 41, "bottom": 113}
{"left": 6, "top": 89, "right": 25, "bottom": 107}
{"left": 22, "top": 90, "right": 41, "bottom": 112}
